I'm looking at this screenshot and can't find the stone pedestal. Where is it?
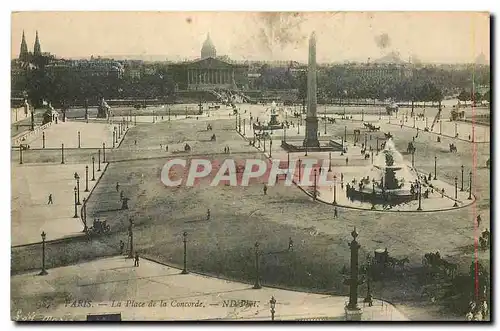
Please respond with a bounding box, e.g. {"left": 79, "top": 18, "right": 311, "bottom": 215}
{"left": 344, "top": 306, "right": 363, "bottom": 321}
{"left": 269, "top": 114, "right": 280, "bottom": 126}
{"left": 303, "top": 117, "right": 320, "bottom": 147}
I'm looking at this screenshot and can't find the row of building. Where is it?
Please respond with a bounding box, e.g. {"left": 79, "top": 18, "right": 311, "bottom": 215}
{"left": 12, "top": 31, "right": 487, "bottom": 94}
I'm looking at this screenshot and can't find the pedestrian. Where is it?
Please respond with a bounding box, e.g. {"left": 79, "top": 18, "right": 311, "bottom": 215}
{"left": 334, "top": 207, "right": 338, "bottom": 218}
{"left": 477, "top": 215, "right": 482, "bottom": 227}
{"left": 227, "top": 146, "right": 230, "bottom": 153}
{"left": 441, "top": 188, "right": 445, "bottom": 198}
{"left": 47, "top": 194, "right": 53, "bottom": 205}
{"left": 134, "top": 140, "right": 137, "bottom": 145}
{"left": 120, "top": 190, "right": 124, "bottom": 200}
{"left": 288, "top": 237, "right": 294, "bottom": 251}
{"left": 345, "top": 157, "right": 349, "bottom": 166}
{"left": 263, "top": 184, "right": 268, "bottom": 195}
{"left": 160, "top": 144, "right": 162, "bottom": 149}
{"left": 119, "top": 240, "right": 124, "bottom": 255}
{"left": 116, "top": 182, "right": 120, "bottom": 192}
{"left": 134, "top": 252, "right": 140, "bottom": 267}
{"left": 166, "top": 145, "right": 168, "bottom": 152}
{"left": 207, "top": 208, "right": 211, "bottom": 221}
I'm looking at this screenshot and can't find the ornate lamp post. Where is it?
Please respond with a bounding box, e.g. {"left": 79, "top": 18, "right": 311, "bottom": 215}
{"left": 344, "top": 125, "right": 347, "bottom": 143}
{"left": 371, "top": 150, "right": 374, "bottom": 164}
{"left": 85, "top": 166, "right": 89, "bottom": 192}
{"left": 434, "top": 156, "right": 437, "bottom": 180}
{"left": 263, "top": 134, "right": 266, "bottom": 153}
{"left": 376, "top": 137, "right": 379, "bottom": 152}
{"left": 113, "top": 130, "right": 116, "bottom": 148}
{"left": 461, "top": 165, "right": 464, "bottom": 191}
{"left": 364, "top": 254, "right": 373, "bottom": 304}
{"left": 270, "top": 296, "right": 276, "bottom": 321}
{"left": 74, "top": 173, "right": 81, "bottom": 205}
{"left": 269, "top": 139, "right": 273, "bottom": 158}
{"left": 411, "top": 150, "right": 415, "bottom": 168}
{"left": 454, "top": 176, "right": 458, "bottom": 207}
{"left": 313, "top": 169, "right": 317, "bottom": 201}
{"left": 102, "top": 143, "right": 106, "bottom": 163}
{"left": 417, "top": 182, "right": 422, "bottom": 211}
{"left": 468, "top": 171, "right": 472, "bottom": 200}
{"left": 128, "top": 218, "right": 134, "bottom": 258}
{"left": 82, "top": 197, "right": 88, "bottom": 232}
{"left": 287, "top": 152, "right": 290, "bottom": 168}
{"left": 61, "top": 143, "right": 65, "bottom": 164}
{"left": 78, "top": 131, "right": 81, "bottom": 148}
{"left": 298, "top": 159, "right": 302, "bottom": 183}
{"left": 91, "top": 156, "right": 96, "bottom": 181}
{"left": 182, "top": 231, "right": 188, "bottom": 274}
{"left": 439, "top": 120, "right": 442, "bottom": 135}
{"left": 333, "top": 175, "right": 337, "bottom": 205}
{"left": 19, "top": 145, "right": 23, "bottom": 164}
{"left": 455, "top": 122, "right": 458, "bottom": 137}
{"left": 328, "top": 152, "right": 332, "bottom": 172}
{"left": 39, "top": 231, "right": 48, "bottom": 276}
{"left": 345, "top": 227, "right": 362, "bottom": 320}
{"left": 73, "top": 187, "right": 78, "bottom": 218}
{"left": 42, "top": 131, "right": 45, "bottom": 148}
{"left": 243, "top": 119, "right": 246, "bottom": 135}
{"left": 253, "top": 242, "right": 262, "bottom": 289}
{"left": 361, "top": 109, "right": 364, "bottom": 122}
{"left": 341, "top": 136, "right": 344, "bottom": 156}
{"left": 371, "top": 180, "right": 376, "bottom": 210}
{"left": 98, "top": 149, "right": 101, "bottom": 171}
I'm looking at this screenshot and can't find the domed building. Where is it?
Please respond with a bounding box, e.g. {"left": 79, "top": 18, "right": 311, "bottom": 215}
{"left": 168, "top": 33, "right": 249, "bottom": 91}
{"left": 201, "top": 33, "right": 216, "bottom": 59}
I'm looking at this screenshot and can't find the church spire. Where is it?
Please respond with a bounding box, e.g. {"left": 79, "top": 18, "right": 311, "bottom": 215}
{"left": 19, "top": 30, "right": 28, "bottom": 61}
{"left": 33, "top": 30, "right": 41, "bottom": 57}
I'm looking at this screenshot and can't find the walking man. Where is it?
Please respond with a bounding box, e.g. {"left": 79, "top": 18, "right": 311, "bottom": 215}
{"left": 116, "top": 182, "right": 120, "bottom": 192}
{"left": 47, "top": 194, "right": 53, "bottom": 205}
{"left": 288, "top": 237, "right": 294, "bottom": 252}
{"left": 477, "top": 215, "right": 482, "bottom": 228}
{"left": 134, "top": 252, "right": 140, "bottom": 267}
{"left": 119, "top": 240, "right": 125, "bottom": 255}
{"left": 263, "top": 184, "right": 268, "bottom": 196}
{"left": 120, "top": 190, "right": 124, "bottom": 200}
{"left": 345, "top": 157, "right": 349, "bottom": 166}
{"left": 207, "top": 208, "right": 211, "bottom": 221}
{"left": 334, "top": 207, "right": 338, "bottom": 218}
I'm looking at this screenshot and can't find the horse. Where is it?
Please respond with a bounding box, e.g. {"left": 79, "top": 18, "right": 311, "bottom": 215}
{"left": 441, "top": 260, "right": 458, "bottom": 278}
{"left": 449, "top": 144, "right": 457, "bottom": 153}
{"left": 384, "top": 132, "right": 393, "bottom": 139}
{"left": 395, "top": 257, "right": 410, "bottom": 270}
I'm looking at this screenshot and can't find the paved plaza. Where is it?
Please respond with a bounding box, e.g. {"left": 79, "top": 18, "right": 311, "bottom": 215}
{"left": 11, "top": 102, "right": 491, "bottom": 321}
{"left": 12, "top": 162, "right": 107, "bottom": 246}
{"left": 11, "top": 256, "right": 408, "bottom": 321}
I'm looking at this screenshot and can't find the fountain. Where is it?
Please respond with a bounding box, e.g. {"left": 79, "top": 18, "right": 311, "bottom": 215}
{"left": 347, "top": 138, "right": 421, "bottom": 205}
{"left": 253, "top": 101, "right": 283, "bottom": 131}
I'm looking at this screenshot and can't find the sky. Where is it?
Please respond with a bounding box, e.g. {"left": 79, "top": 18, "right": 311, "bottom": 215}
{"left": 11, "top": 11, "right": 490, "bottom": 63}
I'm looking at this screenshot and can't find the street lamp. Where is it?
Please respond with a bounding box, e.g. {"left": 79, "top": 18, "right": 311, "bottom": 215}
{"left": 38, "top": 231, "right": 48, "bottom": 276}
{"left": 313, "top": 169, "right": 317, "bottom": 201}
{"left": 78, "top": 131, "right": 81, "bottom": 148}
{"left": 270, "top": 296, "right": 276, "bottom": 321}
{"left": 74, "top": 172, "right": 81, "bottom": 205}
{"left": 253, "top": 242, "right": 262, "bottom": 289}
{"left": 269, "top": 139, "right": 273, "bottom": 158}
{"left": 84, "top": 166, "right": 89, "bottom": 192}
{"left": 298, "top": 159, "right": 302, "bottom": 183}
{"left": 128, "top": 218, "right": 134, "bottom": 258}
{"left": 82, "top": 197, "right": 88, "bottom": 232}
{"left": 371, "top": 181, "right": 376, "bottom": 210}
{"left": 61, "top": 143, "right": 65, "bottom": 164}
{"left": 417, "top": 182, "right": 422, "bottom": 211}
{"left": 91, "top": 156, "right": 96, "bottom": 181}
{"left": 344, "top": 126, "right": 347, "bottom": 142}
{"left": 461, "top": 165, "right": 464, "bottom": 191}
{"left": 411, "top": 150, "right": 415, "bottom": 168}
{"left": 182, "top": 231, "right": 188, "bottom": 274}
{"left": 434, "top": 156, "right": 437, "bottom": 180}
{"left": 333, "top": 175, "right": 337, "bottom": 205}
{"left": 19, "top": 145, "right": 23, "bottom": 164}
{"left": 98, "top": 149, "right": 101, "bottom": 172}
{"left": 328, "top": 152, "right": 332, "bottom": 172}
{"left": 454, "top": 176, "right": 459, "bottom": 207}
{"left": 468, "top": 171, "right": 472, "bottom": 200}
{"left": 341, "top": 136, "right": 344, "bottom": 156}
{"left": 73, "top": 187, "right": 78, "bottom": 218}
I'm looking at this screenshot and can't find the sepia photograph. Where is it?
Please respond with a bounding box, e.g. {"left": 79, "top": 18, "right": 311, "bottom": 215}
{"left": 10, "top": 10, "right": 491, "bottom": 322}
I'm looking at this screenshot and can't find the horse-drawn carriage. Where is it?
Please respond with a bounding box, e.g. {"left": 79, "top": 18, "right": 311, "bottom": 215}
{"left": 184, "top": 143, "right": 191, "bottom": 152}
{"left": 210, "top": 134, "right": 216, "bottom": 142}
{"left": 89, "top": 219, "right": 110, "bottom": 235}
{"left": 449, "top": 143, "right": 457, "bottom": 153}
{"left": 407, "top": 142, "right": 416, "bottom": 154}
{"left": 480, "top": 229, "right": 490, "bottom": 250}
{"left": 422, "top": 251, "right": 458, "bottom": 278}
{"left": 363, "top": 122, "right": 380, "bottom": 132}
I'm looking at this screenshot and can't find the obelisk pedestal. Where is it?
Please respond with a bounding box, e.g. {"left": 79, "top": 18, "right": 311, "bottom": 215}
{"left": 303, "top": 31, "right": 320, "bottom": 147}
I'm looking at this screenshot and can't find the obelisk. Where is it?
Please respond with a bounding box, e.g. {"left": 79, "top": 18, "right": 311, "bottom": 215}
{"left": 303, "top": 32, "right": 320, "bottom": 147}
